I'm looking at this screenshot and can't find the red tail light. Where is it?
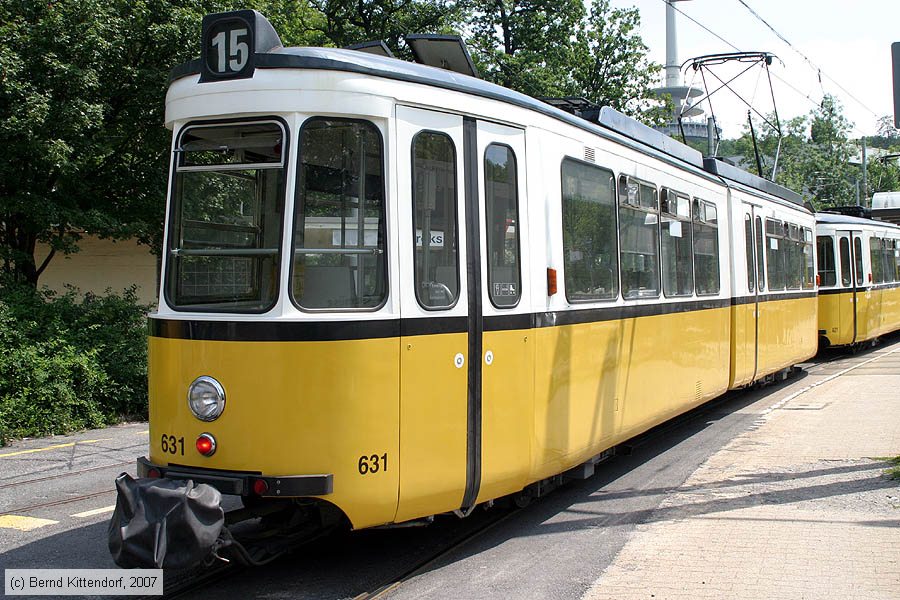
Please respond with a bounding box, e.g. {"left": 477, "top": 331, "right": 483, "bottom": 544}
{"left": 252, "top": 478, "right": 269, "bottom": 495}
{"left": 196, "top": 433, "right": 216, "bottom": 457}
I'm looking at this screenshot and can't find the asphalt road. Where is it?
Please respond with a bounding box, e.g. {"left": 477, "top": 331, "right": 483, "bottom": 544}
{"left": 0, "top": 342, "right": 885, "bottom": 599}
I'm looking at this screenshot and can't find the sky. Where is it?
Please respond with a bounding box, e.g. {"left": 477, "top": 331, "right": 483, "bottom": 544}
{"left": 608, "top": 0, "right": 899, "bottom": 139}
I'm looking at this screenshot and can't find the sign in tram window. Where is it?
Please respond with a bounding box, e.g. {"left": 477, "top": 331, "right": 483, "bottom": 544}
{"left": 560, "top": 159, "right": 618, "bottom": 302}
{"left": 660, "top": 189, "right": 693, "bottom": 297}
{"left": 693, "top": 200, "right": 719, "bottom": 295}
{"left": 618, "top": 176, "right": 660, "bottom": 299}
{"left": 292, "top": 118, "right": 387, "bottom": 310}
{"left": 817, "top": 236, "right": 837, "bottom": 287}
{"left": 412, "top": 131, "right": 459, "bottom": 309}
{"left": 484, "top": 144, "right": 521, "bottom": 308}
{"left": 167, "top": 121, "right": 285, "bottom": 312}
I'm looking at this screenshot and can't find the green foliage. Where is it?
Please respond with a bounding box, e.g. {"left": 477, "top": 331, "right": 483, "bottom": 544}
{"left": 0, "top": 284, "right": 149, "bottom": 444}
{"left": 466, "top": 0, "right": 662, "bottom": 121}
{"left": 730, "top": 96, "right": 862, "bottom": 209}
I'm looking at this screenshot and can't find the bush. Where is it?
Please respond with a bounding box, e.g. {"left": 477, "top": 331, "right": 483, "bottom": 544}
{"left": 0, "top": 283, "right": 150, "bottom": 444}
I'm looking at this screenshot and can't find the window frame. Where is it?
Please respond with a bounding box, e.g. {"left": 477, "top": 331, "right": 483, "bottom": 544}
{"left": 411, "top": 129, "right": 461, "bottom": 311}
{"left": 560, "top": 157, "right": 620, "bottom": 304}
{"left": 484, "top": 142, "right": 522, "bottom": 309}
{"left": 289, "top": 116, "right": 389, "bottom": 312}
{"left": 660, "top": 188, "right": 695, "bottom": 298}
{"left": 816, "top": 235, "right": 837, "bottom": 288}
{"left": 164, "top": 116, "right": 290, "bottom": 314}
{"left": 692, "top": 198, "right": 720, "bottom": 296}
{"left": 617, "top": 174, "right": 661, "bottom": 300}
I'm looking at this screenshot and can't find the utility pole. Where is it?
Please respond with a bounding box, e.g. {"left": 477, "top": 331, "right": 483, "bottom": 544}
{"left": 861, "top": 137, "right": 868, "bottom": 207}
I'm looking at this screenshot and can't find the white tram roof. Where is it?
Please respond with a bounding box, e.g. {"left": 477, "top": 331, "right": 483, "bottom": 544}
{"left": 170, "top": 45, "right": 805, "bottom": 210}
{"left": 817, "top": 211, "right": 900, "bottom": 231}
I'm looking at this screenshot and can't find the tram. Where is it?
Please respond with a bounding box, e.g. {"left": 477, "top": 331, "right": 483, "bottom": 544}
{"left": 816, "top": 212, "right": 900, "bottom": 347}
{"left": 109, "top": 9, "right": 819, "bottom": 568}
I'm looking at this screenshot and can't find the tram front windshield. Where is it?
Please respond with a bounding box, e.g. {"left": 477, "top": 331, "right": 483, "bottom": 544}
{"left": 166, "top": 122, "right": 285, "bottom": 312}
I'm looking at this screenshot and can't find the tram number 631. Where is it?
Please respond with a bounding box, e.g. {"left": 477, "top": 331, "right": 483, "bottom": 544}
{"left": 210, "top": 28, "right": 249, "bottom": 74}
{"left": 161, "top": 434, "right": 185, "bottom": 456}
{"left": 358, "top": 453, "right": 388, "bottom": 475}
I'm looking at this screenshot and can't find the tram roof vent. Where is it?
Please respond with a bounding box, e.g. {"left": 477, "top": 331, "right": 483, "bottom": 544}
{"left": 345, "top": 41, "right": 395, "bottom": 59}
{"left": 540, "top": 97, "right": 601, "bottom": 124}
{"left": 597, "top": 107, "right": 704, "bottom": 169}
{"left": 405, "top": 34, "right": 479, "bottom": 78}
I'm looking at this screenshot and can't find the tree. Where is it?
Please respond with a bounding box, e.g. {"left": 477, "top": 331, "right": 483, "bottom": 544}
{"left": 733, "top": 95, "right": 859, "bottom": 209}
{"left": 0, "top": 0, "right": 326, "bottom": 288}
{"left": 572, "top": 0, "right": 664, "bottom": 122}
{"left": 0, "top": 0, "right": 227, "bottom": 287}
{"left": 466, "top": 0, "right": 586, "bottom": 97}
{"left": 305, "top": 0, "right": 462, "bottom": 55}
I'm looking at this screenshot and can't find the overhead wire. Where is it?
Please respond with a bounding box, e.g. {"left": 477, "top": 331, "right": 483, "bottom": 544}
{"left": 732, "top": 0, "right": 879, "bottom": 118}
{"left": 660, "top": 0, "right": 821, "bottom": 110}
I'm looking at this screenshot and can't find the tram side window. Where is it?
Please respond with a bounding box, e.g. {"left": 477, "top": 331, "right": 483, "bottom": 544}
{"left": 693, "top": 200, "right": 720, "bottom": 295}
{"left": 765, "top": 219, "right": 785, "bottom": 290}
{"left": 744, "top": 215, "right": 755, "bottom": 292}
{"left": 292, "top": 118, "right": 387, "bottom": 310}
{"left": 882, "top": 239, "right": 896, "bottom": 283}
{"left": 785, "top": 223, "right": 802, "bottom": 290}
{"left": 412, "top": 131, "right": 459, "bottom": 309}
{"left": 854, "top": 237, "right": 864, "bottom": 286}
{"left": 870, "top": 237, "right": 884, "bottom": 284}
{"left": 485, "top": 144, "right": 521, "bottom": 308}
{"left": 560, "top": 159, "right": 618, "bottom": 302}
{"left": 895, "top": 239, "right": 900, "bottom": 281}
{"left": 167, "top": 121, "right": 285, "bottom": 312}
{"left": 839, "top": 237, "right": 852, "bottom": 287}
{"left": 802, "top": 228, "right": 815, "bottom": 289}
{"left": 618, "top": 175, "right": 660, "bottom": 299}
{"left": 755, "top": 216, "right": 766, "bottom": 291}
{"left": 816, "top": 236, "right": 836, "bottom": 287}
{"left": 660, "top": 189, "right": 694, "bottom": 297}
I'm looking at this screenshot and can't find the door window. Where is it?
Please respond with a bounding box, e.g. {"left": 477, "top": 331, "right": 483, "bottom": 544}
{"left": 484, "top": 144, "right": 521, "bottom": 308}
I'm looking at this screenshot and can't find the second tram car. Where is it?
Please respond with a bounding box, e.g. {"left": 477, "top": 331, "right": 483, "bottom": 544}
{"left": 112, "top": 10, "right": 820, "bottom": 566}
{"left": 816, "top": 212, "right": 900, "bottom": 347}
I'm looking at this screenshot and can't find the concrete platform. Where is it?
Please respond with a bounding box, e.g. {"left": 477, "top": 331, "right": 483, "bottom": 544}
{"left": 584, "top": 340, "right": 900, "bottom": 600}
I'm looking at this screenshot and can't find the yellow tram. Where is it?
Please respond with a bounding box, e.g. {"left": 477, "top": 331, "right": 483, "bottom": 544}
{"left": 816, "top": 212, "right": 900, "bottom": 347}
{"left": 111, "top": 10, "right": 819, "bottom": 567}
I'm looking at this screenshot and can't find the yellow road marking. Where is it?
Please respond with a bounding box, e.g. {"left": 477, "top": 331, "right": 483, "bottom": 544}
{"left": 0, "top": 515, "right": 59, "bottom": 531}
{"left": 0, "top": 439, "right": 111, "bottom": 458}
{"left": 135, "top": 430, "right": 149, "bottom": 435}
{"left": 72, "top": 505, "right": 116, "bottom": 518}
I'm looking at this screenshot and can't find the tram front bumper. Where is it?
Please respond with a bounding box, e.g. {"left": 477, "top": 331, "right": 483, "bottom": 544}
{"left": 136, "top": 456, "right": 334, "bottom": 497}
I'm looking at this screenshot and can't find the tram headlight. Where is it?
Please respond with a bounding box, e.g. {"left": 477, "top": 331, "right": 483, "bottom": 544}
{"left": 188, "top": 376, "right": 226, "bottom": 422}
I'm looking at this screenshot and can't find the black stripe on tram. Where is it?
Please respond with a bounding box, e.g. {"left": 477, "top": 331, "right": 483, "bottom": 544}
{"left": 461, "top": 116, "right": 482, "bottom": 511}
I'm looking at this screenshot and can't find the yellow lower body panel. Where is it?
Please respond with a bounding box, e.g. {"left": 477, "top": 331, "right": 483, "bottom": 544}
{"left": 531, "top": 307, "right": 730, "bottom": 481}
{"left": 757, "top": 296, "right": 817, "bottom": 376}
{"left": 148, "top": 336, "right": 400, "bottom": 530}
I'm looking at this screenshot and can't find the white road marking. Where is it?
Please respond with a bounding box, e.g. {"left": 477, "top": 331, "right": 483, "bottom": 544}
{"left": 72, "top": 505, "right": 117, "bottom": 518}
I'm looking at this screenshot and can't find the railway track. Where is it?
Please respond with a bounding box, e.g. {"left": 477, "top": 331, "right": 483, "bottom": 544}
{"left": 0, "top": 460, "right": 133, "bottom": 491}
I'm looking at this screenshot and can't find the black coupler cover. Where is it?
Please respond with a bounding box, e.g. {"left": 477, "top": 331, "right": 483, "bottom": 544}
{"left": 108, "top": 473, "right": 225, "bottom": 569}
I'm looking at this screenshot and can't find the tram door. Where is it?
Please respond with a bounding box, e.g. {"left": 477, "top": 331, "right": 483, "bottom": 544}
{"left": 473, "top": 120, "right": 534, "bottom": 504}
{"left": 835, "top": 231, "right": 858, "bottom": 343}
{"left": 395, "top": 106, "right": 471, "bottom": 522}
{"left": 733, "top": 203, "right": 761, "bottom": 386}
